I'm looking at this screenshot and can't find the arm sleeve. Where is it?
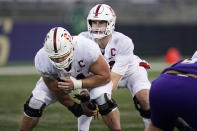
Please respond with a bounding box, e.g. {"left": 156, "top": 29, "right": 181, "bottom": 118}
{"left": 111, "top": 37, "right": 134, "bottom": 75}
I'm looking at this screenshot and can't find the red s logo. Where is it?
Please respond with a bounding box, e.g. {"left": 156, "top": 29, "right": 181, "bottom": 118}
{"left": 64, "top": 33, "right": 72, "bottom": 42}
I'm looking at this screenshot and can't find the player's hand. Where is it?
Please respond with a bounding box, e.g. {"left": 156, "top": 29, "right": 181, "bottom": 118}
{"left": 57, "top": 77, "right": 74, "bottom": 91}
{"left": 74, "top": 91, "right": 99, "bottom": 119}
{"left": 81, "top": 102, "right": 99, "bottom": 118}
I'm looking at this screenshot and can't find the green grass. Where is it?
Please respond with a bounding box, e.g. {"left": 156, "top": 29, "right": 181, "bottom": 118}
{"left": 0, "top": 72, "right": 160, "bottom": 131}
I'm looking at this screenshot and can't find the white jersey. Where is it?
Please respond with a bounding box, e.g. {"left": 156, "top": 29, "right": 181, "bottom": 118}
{"left": 192, "top": 51, "right": 197, "bottom": 58}
{"left": 78, "top": 32, "right": 151, "bottom": 131}
{"left": 35, "top": 35, "right": 100, "bottom": 79}
{"left": 79, "top": 31, "right": 141, "bottom": 78}
{"left": 34, "top": 35, "right": 112, "bottom": 100}
{"left": 79, "top": 31, "right": 151, "bottom": 97}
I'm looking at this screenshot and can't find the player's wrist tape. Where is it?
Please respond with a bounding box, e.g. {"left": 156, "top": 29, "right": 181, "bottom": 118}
{"left": 70, "top": 76, "right": 82, "bottom": 90}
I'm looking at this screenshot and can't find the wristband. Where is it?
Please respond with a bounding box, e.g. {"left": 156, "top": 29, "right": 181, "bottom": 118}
{"left": 70, "top": 76, "right": 82, "bottom": 90}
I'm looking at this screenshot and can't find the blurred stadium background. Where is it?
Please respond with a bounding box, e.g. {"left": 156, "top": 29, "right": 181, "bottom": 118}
{"left": 0, "top": 0, "right": 196, "bottom": 130}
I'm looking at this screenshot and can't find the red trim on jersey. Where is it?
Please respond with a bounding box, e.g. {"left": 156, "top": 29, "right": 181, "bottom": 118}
{"left": 95, "top": 4, "right": 102, "bottom": 17}
{"left": 53, "top": 27, "right": 58, "bottom": 53}
{"left": 139, "top": 62, "right": 151, "bottom": 69}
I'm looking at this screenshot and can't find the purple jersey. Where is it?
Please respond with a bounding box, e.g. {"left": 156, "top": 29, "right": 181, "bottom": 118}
{"left": 150, "top": 58, "right": 197, "bottom": 130}
{"left": 162, "top": 58, "right": 197, "bottom": 75}
{"left": 150, "top": 74, "right": 197, "bottom": 130}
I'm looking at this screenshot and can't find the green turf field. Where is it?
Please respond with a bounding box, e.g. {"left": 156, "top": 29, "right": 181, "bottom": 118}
{"left": 0, "top": 71, "right": 160, "bottom": 131}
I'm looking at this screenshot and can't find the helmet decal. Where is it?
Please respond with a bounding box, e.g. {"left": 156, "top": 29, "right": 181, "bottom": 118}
{"left": 64, "top": 33, "right": 71, "bottom": 42}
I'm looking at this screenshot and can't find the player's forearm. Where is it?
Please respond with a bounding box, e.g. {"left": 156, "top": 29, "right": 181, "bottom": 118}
{"left": 111, "top": 72, "right": 122, "bottom": 92}
{"left": 42, "top": 76, "right": 60, "bottom": 92}
{"left": 111, "top": 79, "right": 119, "bottom": 92}
{"left": 43, "top": 76, "right": 74, "bottom": 106}
{"left": 82, "top": 74, "right": 110, "bottom": 89}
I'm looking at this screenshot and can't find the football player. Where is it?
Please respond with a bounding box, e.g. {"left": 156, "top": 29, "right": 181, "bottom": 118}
{"left": 19, "top": 27, "right": 122, "bottom": 131}
{"left": 78, "top": 4, "right": 151, "bottom": 131}
{"left": 145, "top": 57, "right": 197, "bottom": 131}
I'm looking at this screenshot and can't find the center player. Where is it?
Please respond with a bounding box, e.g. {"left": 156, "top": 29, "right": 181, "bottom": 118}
{"left": 19, "top": 27, "right": 122, "bottom": 131}
{"left": 78, "top": 4, "right": 151, "bottom": 131}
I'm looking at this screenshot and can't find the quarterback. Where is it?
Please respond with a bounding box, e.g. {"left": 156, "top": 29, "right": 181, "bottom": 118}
{"left": 19, "top": 27, "right": 121, "bottom": 131}
{"left": 78, "top": 4, "right": 151, "bottom": 131}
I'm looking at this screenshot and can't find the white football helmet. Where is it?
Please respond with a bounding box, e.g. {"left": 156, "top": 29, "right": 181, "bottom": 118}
{"left": 87, "top": 4, "right": 116, "bottom": 39}
{"left": 44, "top": 27, "right": 73, "bottom": 69}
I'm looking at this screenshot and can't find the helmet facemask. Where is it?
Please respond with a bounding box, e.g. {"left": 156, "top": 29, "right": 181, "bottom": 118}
{"left": 89, "top": 20, "right": 108, "bottom": 39}
{"left": 49, "top": 49, "right": 73, "bottom": 70}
